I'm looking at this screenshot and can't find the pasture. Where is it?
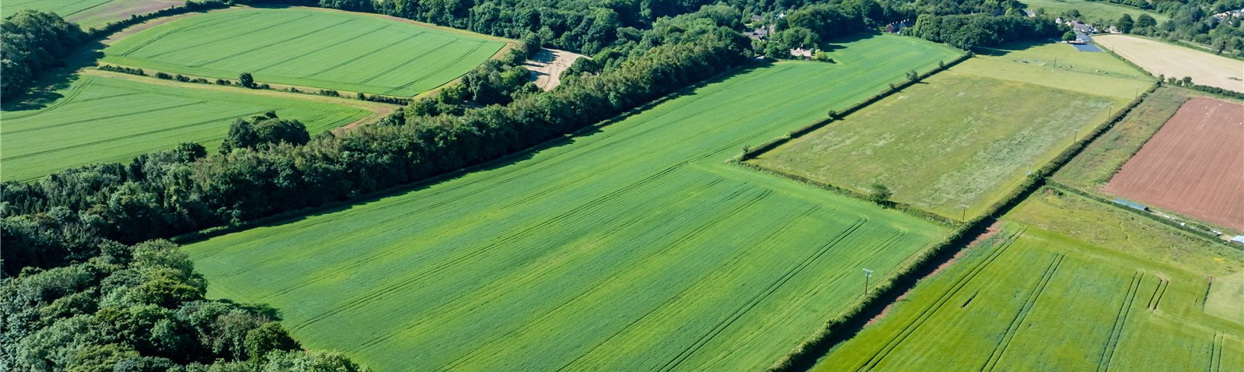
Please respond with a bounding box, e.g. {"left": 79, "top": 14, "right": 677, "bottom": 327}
{"left": 184, "top": 35, "right": 959, "bottom": 371}
{"left": 0, "top": 0, "right": 182, "bottom": 28}
{"left": 815, "top": 196, "right": 1243, "bottom": 371}
{"left": 1104, "top": 98, "right": 1244, "bottom": 231}
{"left": 1055, "top": 87, "right": 1193, "bottom": 191}
{"left": 1096, "top": 34, "right": 1244, "bottom": 93}
{"left": 1, "top": 72, "right": 376, "bottom": 181}
{"left": 102, "top": 7, "right": 508, "bottom": 96}
{"left": 1020, "top": 0, "right": 1168, "bottom": 23}
{"left": 748, "top": 42, "right": 1152, "bottom": 220}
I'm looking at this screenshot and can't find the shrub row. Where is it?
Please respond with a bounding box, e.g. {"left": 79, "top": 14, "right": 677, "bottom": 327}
{"left": 765, "top": 78, "right": 1160, "bottom": 372}
{"left": 96, "top": 64, "right": 144, "bottom": 76}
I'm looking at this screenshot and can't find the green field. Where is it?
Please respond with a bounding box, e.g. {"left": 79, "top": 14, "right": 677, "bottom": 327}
{"left": 748, "top": 42, "right": 1153, "bottom": 220}
{"left": 102, "top": 7, "right": 507, "bottom": 96}
{"left": 184, "top": 35, "right": 960, "bottom": 371}
{"left": 1021, "top": 0, "right": 1168, "bottom": 24}
{"left": 1, "top": 0, "right": 183, "bottom": 28}
{"left": 1055, "top": 87, "right": 1196, "bottom": 192}
{"left": 1, "top": 73, "right": 374, "bottom": 181}
{"left": 815, "top": 191, "right": 1243, "bottom": 371}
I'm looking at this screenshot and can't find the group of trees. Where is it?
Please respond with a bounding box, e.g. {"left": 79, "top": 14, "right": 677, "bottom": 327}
{"left": 906, "top": 13, "right": 1063, "bottom": 49}
{"left": 1, "top": 239, "right": 370, "bottom": 371}
{"left": 1039, "top": 0, "right": 1244, "bottom": 56}
{"left": 1, "top": 10, "right": 87, "bottom": 98}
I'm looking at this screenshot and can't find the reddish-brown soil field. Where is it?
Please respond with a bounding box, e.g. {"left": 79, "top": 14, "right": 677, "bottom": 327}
{"left": 1104, "top": 97, "right": 1244, "bottom": 231}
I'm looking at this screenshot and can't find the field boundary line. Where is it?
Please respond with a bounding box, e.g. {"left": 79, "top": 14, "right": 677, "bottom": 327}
{"left": 980, "top": 253, "right": 1065, "bottom": 372}
{"left": 1096, "top": 271, "right": 1143, "bottom": 372}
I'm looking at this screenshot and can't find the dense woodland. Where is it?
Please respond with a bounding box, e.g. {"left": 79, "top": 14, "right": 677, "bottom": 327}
{"left": 0, "top": 0, "right": 1193, "bottom": 370}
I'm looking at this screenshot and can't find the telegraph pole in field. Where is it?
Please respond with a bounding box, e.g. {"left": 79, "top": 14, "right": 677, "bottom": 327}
{"left": 863, "top": 268, "right": 874, "bottom": 297}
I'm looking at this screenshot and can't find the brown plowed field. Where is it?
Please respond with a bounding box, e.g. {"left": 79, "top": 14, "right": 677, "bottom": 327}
{"left": 1104, "top": 97, "right": 1244, "bottom": 231}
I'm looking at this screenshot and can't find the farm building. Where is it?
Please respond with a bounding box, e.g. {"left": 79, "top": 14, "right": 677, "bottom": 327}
{"left": 1232, "top": 236, "right": 1244, "bottom": 245}
{"left": 1113, "top": 198, "right": 1150, "bottom": 211}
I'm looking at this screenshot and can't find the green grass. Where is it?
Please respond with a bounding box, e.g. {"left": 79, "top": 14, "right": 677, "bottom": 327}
{"left": 1055, "top": 87, "right": 1193, "bottom": 191}
{"left": 102, "top": 7, "right": 507, "bottom": 96}
{"left": 1, "top": 73, "right": 372, "bottom": 181}
{"left": 815, "top": 221, "right": 1243, "bottom": 371}
{"left": 1021, "top": 0, "right": 1168, "bottom": 23}
{"left": 183, "top": 34, "right": 959, "bottom": 371}
{"left": 748, "top": 42, "right": 1152, "bottom": 220}
{"left": 1, "top": 0, "right": 183, "bottom": 28}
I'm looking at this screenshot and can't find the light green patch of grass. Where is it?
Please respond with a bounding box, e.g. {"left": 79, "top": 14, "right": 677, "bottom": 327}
{"left": 1, "top": 0, "right": 183, "bottom": 28}
{"left": 816, "top": 223, "right": 1242, "bottom": 371}
{"left": 1021, "top": 0, "right": 1169, "bottom": 23}
{"left": 748, "top": 42, "right": 1152, "bottom": 220}
{"left": 1009, "top": 188, "right": 1243, "bottom": 277}
{"left": 1055, "top": 87, "right": 1192, "bottom": 191}
{"left": 102, "top": 7, "right": 508, "bottom": 96}
{"left": 184, "top": 34, "right": 960, "bottom": 371}
{"left": 1, "top": 74, "right": 372, "bottom": 181}
{"left": 966, "top": 42, "right": 1154, "bottom": 99}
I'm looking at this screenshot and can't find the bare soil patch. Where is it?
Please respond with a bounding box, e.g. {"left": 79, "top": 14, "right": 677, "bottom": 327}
{"left": 1104, "top": 98, "right": 1244, "bottom": 231}
{"left": 1095, "top": 35, "right": 1244, "bottom": 93}
{"left": 524, "top": 48, "right": 584, "bottom": 91}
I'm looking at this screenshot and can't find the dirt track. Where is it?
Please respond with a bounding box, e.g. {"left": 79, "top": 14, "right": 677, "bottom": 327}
{"left": 1104, "top": 98, "right": 1244, "bottom": 231}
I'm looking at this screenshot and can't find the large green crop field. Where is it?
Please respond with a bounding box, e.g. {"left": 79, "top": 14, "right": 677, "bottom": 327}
{"left": 748, "top": 42, "right": 1153, "bottom": 220}
{"left": 1021, "top": 0, "right": 1168, "bottom": 23}
{"left": 102, "top": 7, "right": 508, "bottom": 96}
{"left": 184, "top": 35, "right": 960, "bottom": 371}
{"left": 1, "top": 0, "right": 182, "bottom": 28}
{"left": 1, "top": 72, "right": 375, "bottom": 181}
{"left": 815, "top": 190, "right": 1243, "bottom": 371}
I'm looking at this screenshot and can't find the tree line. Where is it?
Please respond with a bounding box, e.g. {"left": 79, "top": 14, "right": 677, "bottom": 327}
{"left": 906, "top": 14, "right": 1063, "bottom": 49}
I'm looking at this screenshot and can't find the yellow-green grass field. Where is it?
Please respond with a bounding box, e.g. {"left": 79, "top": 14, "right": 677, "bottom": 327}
{"left": 184, "top": 35, "right": 960, "bottom": 371}
{"left": 1055, "top": 87, "right": 1215, "bottom": 192}
{"left": 814, "top": 190, "right": 1243, "bottom": 371}
{"left": 102, "top": 7, "right": 508, "bottom": 96}
{"left": 1, "top": 72, "right": 375, "bottom": 181}
{"left": 1, "top": 0, "right": 182, "bottom": 28}
{"left": 748, "top": 42, "right": 1153, "bottom": 220}
{"left": 1021, "top": 0, "right": 1168, "bottom": 23}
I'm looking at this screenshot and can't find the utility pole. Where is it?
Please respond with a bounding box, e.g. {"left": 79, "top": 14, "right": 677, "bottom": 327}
{"left": 863, "top": 268, "right": 874, "bottom": 297}
{"left": 961, "top": 204, "right": 969, "bottom": 221}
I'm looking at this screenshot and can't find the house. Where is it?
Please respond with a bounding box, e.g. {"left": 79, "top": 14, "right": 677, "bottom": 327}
{"left": 1070, "top": 21, "right": 1095, "bottom": 34}
{"left": 789, "top": 48, "right": 813, "bottom": 58}
{"left": 746, "top": 26, "right": 771, "bottom": 40}
{"left": 884, "top": 20, "right": 911, "bottom": 34}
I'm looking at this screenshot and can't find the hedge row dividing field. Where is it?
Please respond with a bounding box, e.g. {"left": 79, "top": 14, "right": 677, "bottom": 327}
{"left": 184, "top": 35, "right": 960, "bottom": 371}
{"left": 748, "top": 42, "right": 1153, "bottom": 220}
{"left": 102, "top": 7, "right": 508, "bottom": 96}
{"left": 1, "top": 72, "right": 378, "bottom": 181}
{"left": 0, "top": 0, "right": 183, "bottom": 28}
{"left": 815, "top": 190, "right": 1243, "bottom": 371}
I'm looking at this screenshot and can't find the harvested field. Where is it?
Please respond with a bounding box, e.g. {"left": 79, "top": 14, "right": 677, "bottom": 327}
{"left": 184, "top": 35, "right": 959, "bottom": 371}
{"left": 1055, "top": 87, "right": 1194, "bottom": 190}
{"left": 102, "top": 7, "right": 508, "bottom": 96}
{"left": 1096, "top": 35, "right": 1244, "bottom": 93}
{"left": 1104, "top": 98, "right": 1244, "bottom": 231}
{"left": 525, "top": 48, "right": 583, "bottom": 91}
{"left": 1, "top": 0, "right": 182, "bottom": 28}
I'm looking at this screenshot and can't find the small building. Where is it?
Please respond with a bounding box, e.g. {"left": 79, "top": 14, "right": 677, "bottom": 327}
{"left": 1113, "top": 198, "right": 1150, "bottom": 212}
{"left": 746, "top": 27, "right": 770, "bottom": 40}
{"left": 789, "top": 48, "right": 813, "bottom": 58}
{"left": 1231, "top": 235, "right": 1244, "bottom": 245}
{"left": 884, "top": 20, "right": 910, "bottom": 34}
